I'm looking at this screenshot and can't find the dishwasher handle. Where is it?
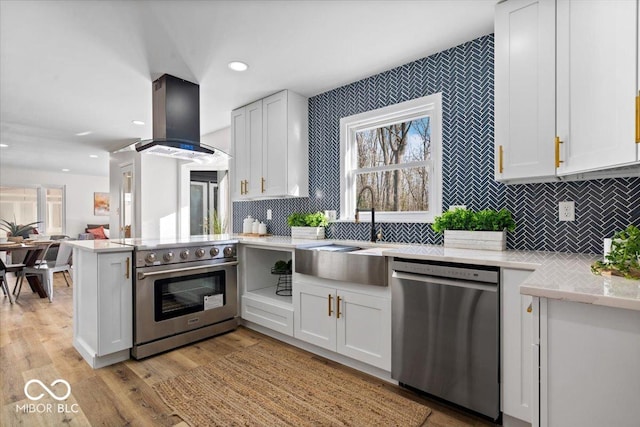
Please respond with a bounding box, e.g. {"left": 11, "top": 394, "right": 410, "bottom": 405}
{"left": 392, "top": 270, "right": 498, "bottom": 293}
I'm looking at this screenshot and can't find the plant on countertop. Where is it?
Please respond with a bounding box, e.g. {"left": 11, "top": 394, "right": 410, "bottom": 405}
{"left": 591, "top": 225, "right": 640, "bottom": 280}
{"left": 0, "top": 217, "right": 42, "bottom": 237}
{"left": 431, "top": 208, "right": 516, "bottom": 233}
{"left": 286, "top": 212, "right": 328, "bottom": 228}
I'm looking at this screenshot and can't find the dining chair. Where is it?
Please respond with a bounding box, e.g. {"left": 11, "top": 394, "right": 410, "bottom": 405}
{"left": 13, "top": 246, "right": 47, "bottom": 301}
{"left": 0, "top": 258, "right": 26, "bottom": 304}
{"left": 18, "top": 242, "right": 70, "bottom": 302}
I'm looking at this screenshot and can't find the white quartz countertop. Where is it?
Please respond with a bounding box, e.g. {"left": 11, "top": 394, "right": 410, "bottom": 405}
{"left": 67, "top": 239, "right": 134, "bottom": 253}
{"left": 233, "top": 236, "right": 640, "bottom": 311}
{"left": 381, "top": 245, "right": 640, "bottom": 311}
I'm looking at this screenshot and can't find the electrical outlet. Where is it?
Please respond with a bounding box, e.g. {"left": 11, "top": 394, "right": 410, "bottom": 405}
{"left": 559, "top": 201, "right": 575, "bottom": 221}
{"left": 266, "top": 209, "right": 272, "bottom": 220}
{"left": 449, "top": 205, "right": 467, "bottom": 211}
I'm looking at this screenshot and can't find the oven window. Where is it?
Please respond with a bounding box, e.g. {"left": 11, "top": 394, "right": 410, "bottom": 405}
{"left": 154, "top": 270, "right": 226, "bottom": 321}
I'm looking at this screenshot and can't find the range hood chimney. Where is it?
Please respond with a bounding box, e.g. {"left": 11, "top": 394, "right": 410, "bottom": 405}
{"left": 135, "top": 74, "right": 215, "bottom": 161}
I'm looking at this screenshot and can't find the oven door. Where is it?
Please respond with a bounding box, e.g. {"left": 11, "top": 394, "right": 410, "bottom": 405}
{"left": 134, "top": 260, "right": 238, "bottom": 345}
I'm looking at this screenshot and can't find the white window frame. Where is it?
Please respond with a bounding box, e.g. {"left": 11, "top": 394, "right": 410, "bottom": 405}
{"left": 339, "top": 93, "right": 443, "bottom": 223}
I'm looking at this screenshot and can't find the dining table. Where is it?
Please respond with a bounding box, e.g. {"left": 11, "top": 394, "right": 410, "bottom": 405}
{"left": 0, "top": 240, "right": 61, "bottom": 298}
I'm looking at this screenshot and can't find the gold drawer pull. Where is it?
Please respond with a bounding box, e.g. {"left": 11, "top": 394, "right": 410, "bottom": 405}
{"left": 498, "top": 145, "right": 504, "bottom": 173}
{"left": 635, "top": 91, "right": 639, "bottom": 143}
{"left": 527, "top": 303, "right": 532, "bottom": 313}
{"left": 336, "top": 296, "right": 342, "bottom": 319}
{"left": 261, "top": 177, "right": 265, "bottom": 193}
{"left": 555, "top": 136, "right": 564, "bottom": 168}
{"left": 328, "top": 294, "right": 333, "bottom": 317}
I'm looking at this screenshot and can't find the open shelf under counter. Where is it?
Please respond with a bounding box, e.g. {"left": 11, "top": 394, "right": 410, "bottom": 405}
{"left": 245, "top": 285, "right": 293, "bottom": 307}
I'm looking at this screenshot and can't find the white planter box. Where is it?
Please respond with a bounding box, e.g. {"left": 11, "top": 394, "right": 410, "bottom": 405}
{"left": 291, "top": 226, "right": 325, "bottom": 240}
{"left": 444, "top": 230, "right": 507, "bottom": 251}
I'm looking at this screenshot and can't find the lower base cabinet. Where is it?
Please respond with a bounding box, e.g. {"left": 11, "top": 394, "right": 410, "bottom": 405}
{"left": 535, "top": 297, "right": 640, "bottom": 427}
{"left": 73, "top": 248, "right": 133, "bottom": 368}
{"left": 294, "top": 278, "right": 391, "bottom": 371}
{"left": 501, "top": 268, "right": 535, "bottom": 424}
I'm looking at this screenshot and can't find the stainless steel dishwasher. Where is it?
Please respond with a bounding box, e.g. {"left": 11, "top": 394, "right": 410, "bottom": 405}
{"left": 391, "top": 257, "right": 500, "bottom": 422}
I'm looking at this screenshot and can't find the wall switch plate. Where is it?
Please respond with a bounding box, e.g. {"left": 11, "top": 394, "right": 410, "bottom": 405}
{"left": 449, "top": 205, "right": 467, "bottom": 211}
{"left": 559, "top": 201, "right": 575, "bottom": 221}
{"left": 266, "top": 209, "right": 272, "bottom": 220}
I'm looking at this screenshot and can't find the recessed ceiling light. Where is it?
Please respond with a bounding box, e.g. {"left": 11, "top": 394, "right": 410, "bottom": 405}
{"left": 62, "top": 169, "right": 70, "bottom": 172}
{"left": 0, "top": 143, "right": 8, "bottom": 148}
{"left": 75, "top": 131, "right": 92, "bottom": 136}
{"left": 89, "top": 154, "right": 99, "bottom": 158}
{"left": 228, "top": 61, "right": 249, "bottom": 72}
{"left": 132, "top": 120, "right": 145, "bottom": 126}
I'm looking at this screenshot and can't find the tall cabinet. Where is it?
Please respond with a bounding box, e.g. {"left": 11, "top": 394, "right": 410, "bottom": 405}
{"left": 231, "top": 90, "right": 309, "bottom": 200}
{"left": 495, "top": 0, "right": 640, "bottom": 182}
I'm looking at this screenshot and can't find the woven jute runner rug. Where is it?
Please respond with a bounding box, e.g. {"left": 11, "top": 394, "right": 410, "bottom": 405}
{"left": 154, "top": 340, "right": 431, "bottom": 426}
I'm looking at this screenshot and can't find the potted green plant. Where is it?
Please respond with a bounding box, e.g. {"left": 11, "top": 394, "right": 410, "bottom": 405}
{"left": 0, "top": 217, "right": 42, "bottom": 242}
{"left": 591, "top": 225, "right": 640, "bottom": 280}
{"left": 432, "top": 208, "right": 516, "bottom": 251}
{"left": 287, "top": 212, "right": 329, "bottom": 239}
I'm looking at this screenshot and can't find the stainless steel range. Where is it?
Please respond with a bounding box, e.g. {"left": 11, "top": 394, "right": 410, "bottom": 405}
{"left": 131, "top": 239, "right": 238, "bottom": 359}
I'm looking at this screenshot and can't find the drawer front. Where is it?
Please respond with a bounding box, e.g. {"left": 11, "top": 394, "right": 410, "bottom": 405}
{"left": 241, "top": 295, "right": 293, "bottom": 336}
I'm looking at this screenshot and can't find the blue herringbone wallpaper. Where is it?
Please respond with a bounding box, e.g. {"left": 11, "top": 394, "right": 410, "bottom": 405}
{"left": 234, "top": 34, "right": 640, "bottom": 254}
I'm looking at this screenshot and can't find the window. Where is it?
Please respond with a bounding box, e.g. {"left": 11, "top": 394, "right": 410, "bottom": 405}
{"left": 340, "top": 93, "right": 442, "bottom": 223}
{"left": 0, "top": 186, "right": 65, "bottom": 235}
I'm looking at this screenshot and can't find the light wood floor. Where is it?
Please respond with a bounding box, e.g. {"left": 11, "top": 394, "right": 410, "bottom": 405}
{"left": 1, "top": 273, "right": 496, "bottom": 427}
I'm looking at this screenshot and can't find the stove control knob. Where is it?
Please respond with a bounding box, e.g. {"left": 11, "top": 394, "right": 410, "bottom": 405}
{"left": 210, "top": 247, "right": 220, "bottom": 257}
{"left": 195, "top": 248, "right": 205, "bottom": 258}
{"left": 163, "top": 252, "right": 174, "bottom": 262}
{"left": 180, "top": 250, "right": 190, "bottom": 260}
{"left": 145, "top": 253, "right": 157, "bottom": 264}
{"left": 223, "top": 246, "right": 235, "bottom": 258}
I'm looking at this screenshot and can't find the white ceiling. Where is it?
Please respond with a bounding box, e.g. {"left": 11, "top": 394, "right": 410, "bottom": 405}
{"left": 0, "top": 0, "right": 495, "bottom": 177}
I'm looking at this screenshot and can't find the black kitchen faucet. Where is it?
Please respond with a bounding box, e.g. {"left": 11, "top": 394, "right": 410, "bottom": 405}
{"left": 355, "top": 185, "right": 381, "bottom": 243}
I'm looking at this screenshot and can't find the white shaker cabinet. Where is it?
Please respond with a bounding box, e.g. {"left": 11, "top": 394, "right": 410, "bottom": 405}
{"left": 73, "top": 247, "right": 133, "bottom": 369}
{"left": 501, "top": 268, "right": 535, "bottom": 425}
{"left": 231, "top": 90, "right": 309, "bottom": 200}
{"left": 533, "top": 297, "right": 640, "bottom": 427}
{"left": 495, "top": 0, "right": 556, "bottom": 181}
{"left": 231, "top": 101, "right": 262, "bottom": 200}
{"left": 556, "top": 0, "right": 639, "bottom": 175}
{"left": 294, "top": 279, "right": 391, "bottom": 371}
{"left": 495, "top": 0, "right": 640, "bottom": 183}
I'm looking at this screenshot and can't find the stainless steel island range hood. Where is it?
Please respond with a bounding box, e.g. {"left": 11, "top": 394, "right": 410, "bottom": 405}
{"left": 135, "top": 74, "right": 215, "bottom": 161}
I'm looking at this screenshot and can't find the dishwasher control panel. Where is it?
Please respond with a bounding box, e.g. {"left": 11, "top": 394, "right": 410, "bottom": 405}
{"left": 392, "top": 258, "right": 499, "bottom": 284}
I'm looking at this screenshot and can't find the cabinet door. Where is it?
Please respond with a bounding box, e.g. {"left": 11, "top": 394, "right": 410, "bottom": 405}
{"left": 246, "top": 100, "right": 263, "bottom": 197}
{"left": 97, "top": 252, "right": 132, "bottom": 356}
{"left": 336, "top": 290, "right": 391, "bottom": 371}
{"left": 293, "top": 281, "right": 336, "bottom": 351}
{"left": 231, "top": 107, "right": 247, "bottom": 200}
{"left": 557, "top": 0, "right": 639, "bottom": 174}
{"left": 501, "top": 269, "right": 534, "bottom": 423}
{"left": 262, "top": 91, "right": 288, "bottom": 197}
{"left": 495, "top": 0, "right": 556, "bottom": 181}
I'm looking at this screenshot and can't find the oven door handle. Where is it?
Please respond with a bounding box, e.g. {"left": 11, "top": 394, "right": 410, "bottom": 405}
{"left": 137, "top": 261, "right": 239, "bottom": 280}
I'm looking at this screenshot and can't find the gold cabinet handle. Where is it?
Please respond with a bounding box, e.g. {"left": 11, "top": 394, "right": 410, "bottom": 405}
{"left": 555, "top": 136, "right": 564, "bottom": 168}
{"left": 125, "top": 257, "right": 130, "bottom": 279}
{"left": 328, "top": 294, "right": 333, "bottom": 317}
{"left": 336, "top": 295, "right": 342, "bottom": 319}
{"left": 498, "top": 145, "right": 504, "bottom": 174}
{"left": 261, "top": 177, "right": 266, "bottom": 193}
{"left": 243, "top": 180, "right": 248, "bottom": 195}
{"left": 635, "top": 91, "right": 639, "bottom": 143}
{"left": 240, "top": 180, "right": 244, "bottom": 195}
{"left": 527, "top": 302, "right": 532, "bottom": 313}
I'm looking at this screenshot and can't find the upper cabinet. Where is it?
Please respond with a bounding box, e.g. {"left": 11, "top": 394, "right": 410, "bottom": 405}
{"left": 495, "top": 0, "right": 556, "bottom": 181}
{"left": 556, "top": 0, "right": 639, "bottom": 175}
{"left": 231, "top": 90, "right": 309, "bottom": 200}
{"left": 495, "top": 0, "right": 640, "bottom": 183}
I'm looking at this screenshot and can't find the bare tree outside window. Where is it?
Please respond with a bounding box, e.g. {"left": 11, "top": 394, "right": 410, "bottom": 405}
{"left": 354, "top": 116, "right": 431, "bottom": 212}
